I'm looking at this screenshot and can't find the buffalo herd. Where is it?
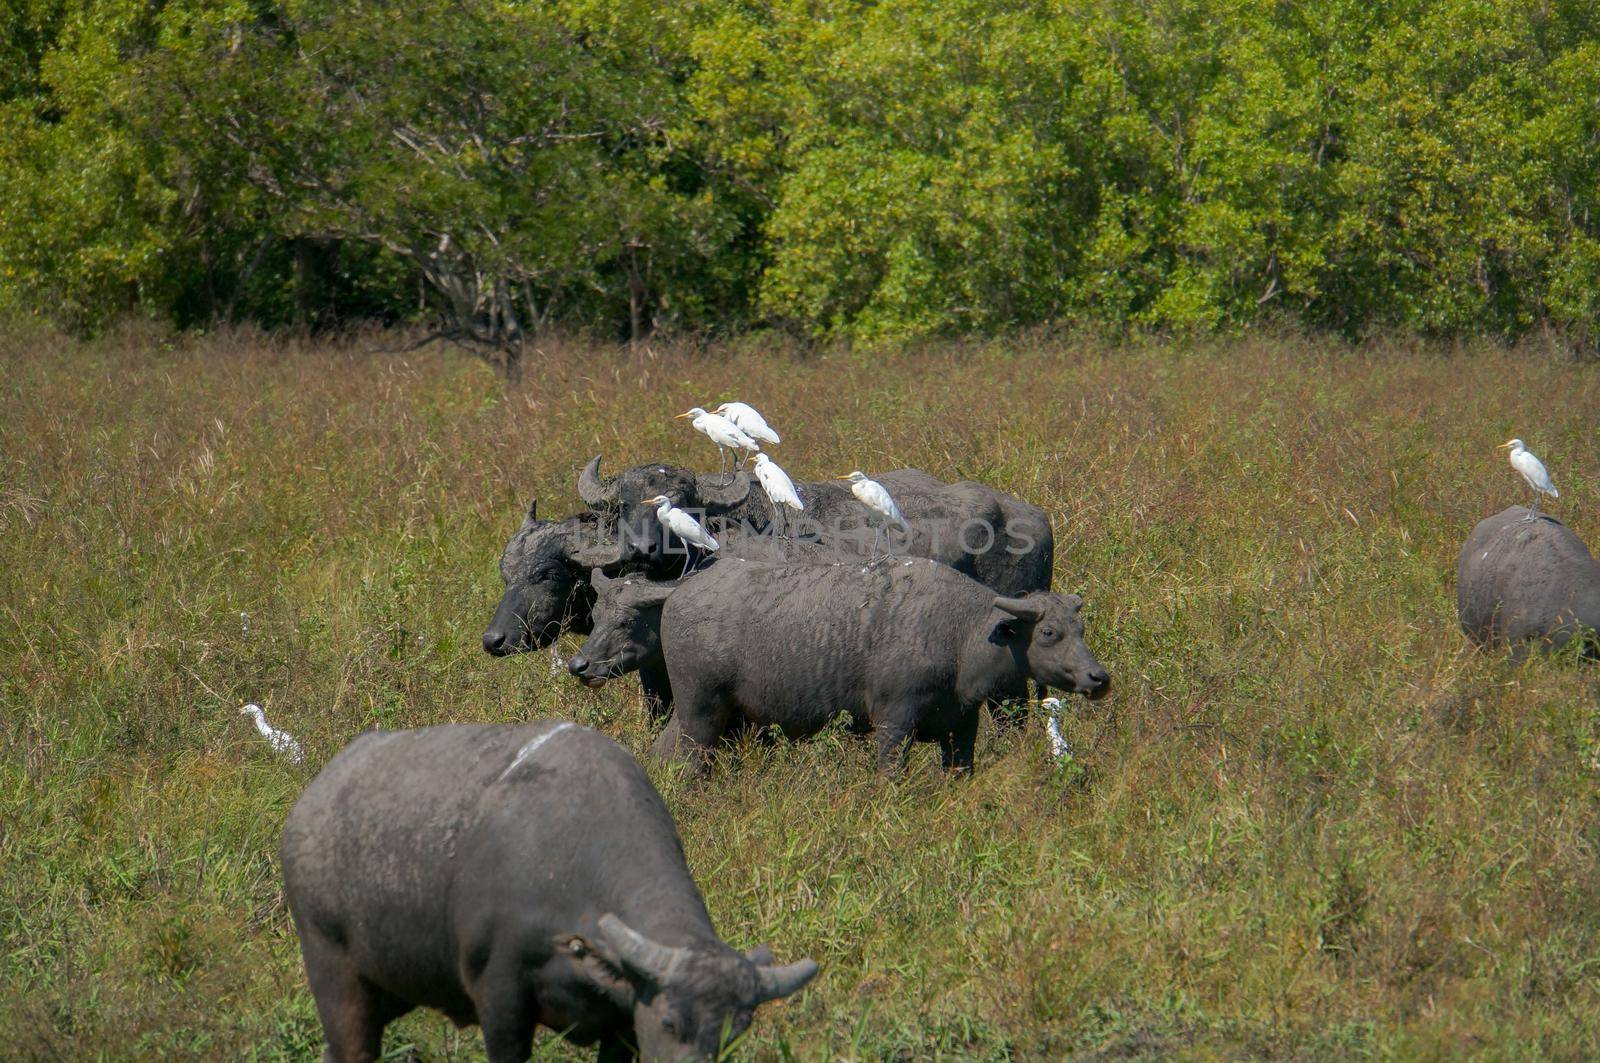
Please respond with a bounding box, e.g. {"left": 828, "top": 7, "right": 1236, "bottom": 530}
{"left": 284, "top": 450, "right": 1592, "bottom": 1061}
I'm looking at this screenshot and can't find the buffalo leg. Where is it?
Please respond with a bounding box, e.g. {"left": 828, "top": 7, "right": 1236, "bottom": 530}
{"left": 652, "top": 689, "right": 732, "bottom": 775}
{"left": 479, "top": 1000, "right": 537, "bottom": 1063}
{"left": 938, "top": 710, "right": 979, "bottom": 775}
{"left": 873, "top": 725, "right": 914, "bottom": 775}
{"left": 300, "top": 934, "right": 402, "bottom": 1063}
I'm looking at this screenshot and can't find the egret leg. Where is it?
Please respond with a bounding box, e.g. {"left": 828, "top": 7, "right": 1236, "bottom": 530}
{"left": 1526, "top": 495, "right": 1541, "bottom": 522}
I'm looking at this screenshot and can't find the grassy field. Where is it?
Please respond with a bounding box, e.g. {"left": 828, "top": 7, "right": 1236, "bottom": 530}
{"left": 4, "top": 322, "right": 1600, "bottom": 1060}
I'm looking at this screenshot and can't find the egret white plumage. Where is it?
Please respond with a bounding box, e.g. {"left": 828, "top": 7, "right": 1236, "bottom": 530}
{"left": 643, "top": 493, "right": 719, "bottom": 576}
{"left": 748, "top": 453, "right": 804, "bottom": 535}
{"left": 1041, "top": 697, "right": 1070, "bottom": 763}
{"left": 240, "top": 703, "right": 305, "bottom": 764}
{"left": 1499, "top": 438, "right": 1559, "bottom": 521}
{"left": 839, "top": 470, "right": 906, "bottom": 561}
{"left": 714, "top": 401, "right": 781, "bottom": 445}
{"left": 676, "top": 407, "right": 760, "bottom": 484}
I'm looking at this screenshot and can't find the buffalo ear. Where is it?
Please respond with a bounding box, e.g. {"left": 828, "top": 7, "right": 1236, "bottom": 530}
{"left": 989, "top": 611, "right": 1023, "bottom": 642}
{"left": 746, "top": 944, "right": 776, "bottom": 966}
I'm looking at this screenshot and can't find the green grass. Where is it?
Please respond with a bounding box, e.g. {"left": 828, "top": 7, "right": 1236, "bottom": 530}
{"left": 4, "top": 322, "right": 1600, "bottom": 1059}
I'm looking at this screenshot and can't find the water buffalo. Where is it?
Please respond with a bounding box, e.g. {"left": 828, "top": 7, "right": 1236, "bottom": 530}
{"left": 649, "top": 558, "right": 1109, "bottom": 775}
{"left": 282, "top": 721, "right": 818, "bottom": 1062}
{"left": 482, "top": 500, "right": 601, "bottom": 656}
{"left": 486, "top": 456, "right": 1055, "bottom": 660}
{"left": 576, "top": 455, "right": 1054, "bottom": 596}
{"left": 567, "top": 540, "right": 844, "bottom": 718}
{"left": 1457, "top": 507, "right": 1600, "bottom": 657}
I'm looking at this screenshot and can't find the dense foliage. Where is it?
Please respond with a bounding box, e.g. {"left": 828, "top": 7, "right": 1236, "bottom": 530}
{"left": 2, "top": 0, "right": 1599, "bottom": 346}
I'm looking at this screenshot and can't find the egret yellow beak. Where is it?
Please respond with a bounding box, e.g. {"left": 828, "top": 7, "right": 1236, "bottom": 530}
{"left": 674, "top": 412, "right": 693, "bottom": 419}
{"left": 1496, "top": 440, "right": 1513, "bottom": 449}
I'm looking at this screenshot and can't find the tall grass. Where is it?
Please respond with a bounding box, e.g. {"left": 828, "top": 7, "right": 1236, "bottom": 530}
{"left": 3, "top": 323, "right": 1599, "bottom": 1059}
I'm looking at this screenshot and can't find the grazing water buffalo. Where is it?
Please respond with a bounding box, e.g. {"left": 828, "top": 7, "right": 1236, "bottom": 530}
{"left": 567, "top": 542, "right": 846, "bottom": 718}
{"left": 651, "top": 558, "right": 1109, "bottom": 774}
{"left": 577, "top": 455, "right": 1054, "bottom": 596}
{"left": 1457, "top": 507, "right": 1600, "bottom": 656}
{"left": 482, "top": 500, "right": 601, "bottom": 656}
{"left": 282, "top": 721, "right": 818, "bottom": 1062}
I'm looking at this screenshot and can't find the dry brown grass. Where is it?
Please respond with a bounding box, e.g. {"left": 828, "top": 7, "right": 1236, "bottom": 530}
{"left": 3, "top": 322, "right": 1599, "bottom": 1059}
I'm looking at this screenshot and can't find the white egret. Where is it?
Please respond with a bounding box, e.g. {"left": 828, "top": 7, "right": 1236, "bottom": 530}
{"left": 1499, "top": 438, "right": 1559, "bottom": 521}
{"left": 676, "top": 407, "right": 760, "bottom": 484}
{"left": 839, "top": 470, "right": 906, "bottom": 560}
{"left": 748, "top": 453, "right": 804, "bottom": 535}
{"left": 643, "top": 494, "right": 719, "bottom": 576}
{"left": 714, "top": 402, "right": 781, "bottom": 446}
{"left": 1042, "top": 697, "right": 1070, "bottom": 763}
{"left": 240, "top": 703, "right": 305, "bottom": 764}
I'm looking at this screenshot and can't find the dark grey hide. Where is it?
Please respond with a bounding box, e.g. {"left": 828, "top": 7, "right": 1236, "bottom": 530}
{"left": 577, "top": 455, "right": 1054, "bottom": 596}
{"left": 482, "top": 499, "right": 601, "bottom": 656}
{"left": 1457, "top": 506, "right": 1600, "bottom": 657}
{"left": 651, "top": 558, "right": 1109, "bottom": 774}
{"left": 566, "top": 538, "right": 844, "bottom": 718}
{"left": 281, "top": 722, "right": 818, "bottom": 1062}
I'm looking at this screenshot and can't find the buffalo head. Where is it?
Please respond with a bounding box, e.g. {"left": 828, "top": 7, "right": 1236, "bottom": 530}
{"left": 566, "top": 571, "right": 675, "bottom": 688}
{"left": 989, "top": 592, "right": 1111, "bottom": 699}
{"left": 561, "top": 913, "right": 817, "bottom": 1061}
{"left": 482, "top": 499, "right": 599, "bottom": 655}
{"left": 577, "top": 455, "right": 753, "bottom": 569}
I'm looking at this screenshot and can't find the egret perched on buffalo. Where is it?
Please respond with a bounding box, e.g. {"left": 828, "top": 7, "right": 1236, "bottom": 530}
{"left": 643, "top": 493, "right": 720, "bottom": 576}
{"left": 1499, "top": 438, "right": 1559, "bottom": 521}
{"left": 715, "top": 401, "right": 780, "bottom": 446}
{"left": 676, "top": 407, "right": 760, "bottom": 484}
{"left": 748, "top": 453, "right": 804, "bottom": 535}
{"left": 840, "top": 470, "right": 906, "bottom": 561}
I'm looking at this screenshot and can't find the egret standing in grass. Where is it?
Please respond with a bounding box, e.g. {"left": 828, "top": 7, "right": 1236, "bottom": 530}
{"left": 240, "top": 703, "right": 305, "bottom": 764}
{"left": 715, "top": 401, "right": 781, "bottom": 446}
{"left": 748, "top": 452, "right": 804, "bottom": 535}
{"left": 1041, "top": 696, "right": 1070, "bottom": 764}
{"left": 840, "top": 470, "right": 906, "bottom": 561}
{"left": 1499, "top": 438, "right": 1559, "bottom": 521}
{"left": 643, "top": 493, "right": 720, "bottom": 576}
{"left": 676, "top": 407, "right": 760, "bottom": 484}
